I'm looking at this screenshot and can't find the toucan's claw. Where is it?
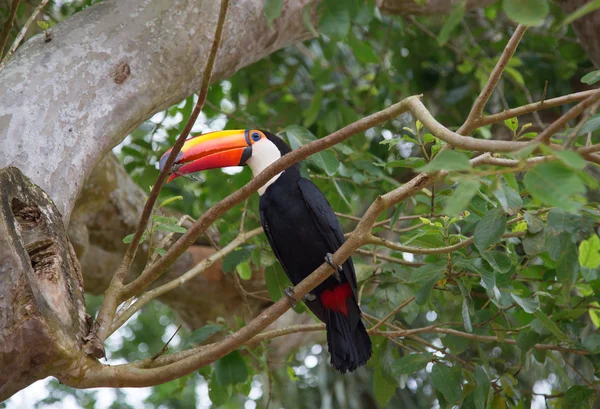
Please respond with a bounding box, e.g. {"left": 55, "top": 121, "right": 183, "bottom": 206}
{"left": 303, "top": 293, "right": 317, "bottom": 302}
{"left": 284, "top": 287, "right": 296, "bottom": 307}
{"left": 325, "top": 253, "right": 343, "bottom": 281}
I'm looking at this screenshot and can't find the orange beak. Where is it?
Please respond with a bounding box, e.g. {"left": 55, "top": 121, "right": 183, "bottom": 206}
{"left": 160, "top": 130, "right": 252, "bottom": 182}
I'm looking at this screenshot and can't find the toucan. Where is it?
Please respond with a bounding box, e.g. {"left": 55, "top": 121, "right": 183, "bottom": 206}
{"left": 160, "top": 129, "right": 372, "bottom": 372}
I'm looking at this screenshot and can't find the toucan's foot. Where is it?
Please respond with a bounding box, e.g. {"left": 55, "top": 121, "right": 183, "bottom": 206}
{"left": 303, "top": 293, "right": 317, "bottom": 302}
{"left": 284, "top": 287, "right": 296, "bottom": 307}
{"left": 325, "top": 253, "right": 343, "bottom": 281}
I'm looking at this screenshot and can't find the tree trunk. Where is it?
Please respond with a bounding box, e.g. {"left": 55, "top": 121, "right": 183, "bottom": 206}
{"left": 0, "top": 0, "right": 315, "bottom": 225}
{"left": 0, "top": 167, "right": 87, "bottom": 401}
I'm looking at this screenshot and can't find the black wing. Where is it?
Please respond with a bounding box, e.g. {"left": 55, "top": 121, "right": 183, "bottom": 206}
{"left": 297, "top": 178, "right": 358, "bottom": 298}
{"left": 259, "top": 207, "right": 290, "bottom": 275}
{"left": 260, "top": 201, "right": 328, "bottom": 322}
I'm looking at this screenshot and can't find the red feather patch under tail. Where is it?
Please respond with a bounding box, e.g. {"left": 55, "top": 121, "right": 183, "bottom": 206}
{"left": 320, "top": 282, "right": 353, "bottom": 316}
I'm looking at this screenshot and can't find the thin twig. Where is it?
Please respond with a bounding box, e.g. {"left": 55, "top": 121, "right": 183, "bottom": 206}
{"left": 0, "top": 0, "right": 21, "bottom": 58}
{"left": 151, "top": 325, "right": 182, "bottom": 360}
{"left": 107, "top": 227, "right": 262, "bottom": 337}
{"left": 460, "top": 25, "right": 528, "bottom": 134}
{"left": 535, "top": 90, "right": 600, "bottom": 145}
{"left": 476, "top": 90, "right": 598, "bottom": 128}
{"left": 370, "top": 296, "right": 415, "bottom": 331}
{"left": 0, "top": 0, "right": 49, "bottom": 74}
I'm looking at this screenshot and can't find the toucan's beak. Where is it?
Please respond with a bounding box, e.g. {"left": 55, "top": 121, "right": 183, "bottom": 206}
{"left": 160, "top": 130, "right": 252, "bottom": 182}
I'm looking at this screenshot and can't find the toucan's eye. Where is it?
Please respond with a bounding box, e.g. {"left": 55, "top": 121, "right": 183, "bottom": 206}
{"left": 251, "top": 132, "right": 261, "bottom": 141}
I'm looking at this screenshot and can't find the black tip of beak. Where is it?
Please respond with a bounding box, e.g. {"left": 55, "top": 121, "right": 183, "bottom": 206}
{"left": 159, "top": 150, "right": 183, "bottom": 172}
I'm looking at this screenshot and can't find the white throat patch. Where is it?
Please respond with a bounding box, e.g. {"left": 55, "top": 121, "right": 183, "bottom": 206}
{"left": 246, "top": 138, "right": 283, "bottom": 195}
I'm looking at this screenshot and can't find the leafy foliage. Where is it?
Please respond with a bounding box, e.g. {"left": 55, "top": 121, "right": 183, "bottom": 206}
{"left": 8, "top": 1, "right": 600, "bottom": 409}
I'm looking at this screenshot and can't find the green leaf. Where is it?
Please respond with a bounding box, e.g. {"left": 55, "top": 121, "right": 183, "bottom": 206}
{"left": 563, "top": 0, "right": 600, "bottom": 25}
{"left": 583, "top": 334, "right": 600, "bottom": 353}
{"left": 444, "top": 179, "right": 480, "bottom": 216}
{"left": 264, "top": 263, "right": 292, "bottom": 302}
{"left": 222, "top": 247, "right": 253, "bottom": 273}
{"left": 319, "top": 2, "right": 350, "bottom": 38}
{"left": 155, "top": 248, "right": 167, "bottom": 256}
{"left": 555, "top": 150, "right": 587, "bottom": 170}
{"left": 563, "top": 385, "right": 595, "bottom": 409}
{"left": 523, "top": 212, "right": 544, "bottom": 234}
{"left": 410, "top": 261, "right": 445, "bottom": 284}
{"left": 474, "top": 207, "right": 507, "bottom": 252}
{"left": 391, "top": 353, "right": 433, "bottom": 376}
{"left": 236, "top": 260, "right": 252, "bottom": 280}
{"left": 121, "top": 145, "right": 145, "bottom": 159}
{"left": 579, "top": 114, "right": 600, "bottom": 135}
{"left": 516, "top": 329, "right": 540, "bottom": 352}
{"left": 264, "top": 0, "right": 283, "bottom": 26}
{"left": 455, "top": 258, "right": 496, "bottom": 292}
{"left": 122, "top": 231, "right": 147, "bottom": 244}
{"left": 373, "top": 367, "right": 396, "bottom": 408}
{"left": 159, "top": 195, "right": 183, "bottom": 208}
{"left": 438, "top": 1, "right": 465, "bottom": 46}
{"left": 523, "top": 162, "right": 586, "bottom": 212}
{"left": 462, "top": 297, "right": 473, "bottom": 333}
{"left": 581, "top": 69, "right": 600, "bottom": 85}
{"left": 208, "top": 377, "right": 231, "bottom": 406}
{"left": 504, "top": 117, "right": 518, "bottom": 133}
{"left": 493, "top": 183, "right": 522, "bottom": 215}
{"left": 579, "top": 234, "right": 600, "bottom": 269}
{"left": 503, "top": 0, "right": 549, "bottom": 26}
{"left": 37, "top": 21, "right": 50, "bottom": 30}
{"left": 285, "top": 125, "right": 339, "bottom": 175}
{"left": 155, "top": 224, "right": 187, "bottom": 234}
{"left": 481, "top": 251, "right": 512, "bottom": 274}
{"left": 348, "top": 32, "right": 378, "bottom": 64}
{"left": 431, "top": 364, "right": 462, "bottom": 405}
{"left": 511, "top": 294, "right": 540, "bottom": 313}
{"left": 385, "top": 158, "right": 427, "bottom": 169}
{"left": 189, "top": 324, "right": 223, "bottom": 344}
{"left": 533, "top": 310, "right": 567, "bottom": 341}
{"left": 215, "top": 350, "right": 249, "bottom": 386}
{"left": 153, "top": 215, "right": 180, "bottom": 225}
{"left": 474, "top": 367, "right": 490, "bottom": 409}
{"left": 522, "top": 231, "right": 546, "bottom": 255}
{"left": 303, "top": 91, "right": 323, "bottom": 128}
{"left": 417, "top": 150, "right": 472, "bottom": 173}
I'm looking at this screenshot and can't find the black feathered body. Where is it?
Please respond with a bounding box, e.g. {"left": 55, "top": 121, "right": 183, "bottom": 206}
{"left": 259, "top": 162, "right": 372, "bottom": 372}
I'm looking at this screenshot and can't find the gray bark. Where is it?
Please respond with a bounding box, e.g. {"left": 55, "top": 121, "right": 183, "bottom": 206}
{"left": 0, "top": 0, "right": 314, "bottom": 225}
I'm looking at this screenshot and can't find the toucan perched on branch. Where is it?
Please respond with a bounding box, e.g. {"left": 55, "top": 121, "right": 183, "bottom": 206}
{"left": 160, "top": 129, "right": 372, "bottom": 372}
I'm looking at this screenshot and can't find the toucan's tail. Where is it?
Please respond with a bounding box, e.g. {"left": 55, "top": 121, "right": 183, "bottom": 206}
{"left": 321, "top": 284, "right": 372, "bottom": 372}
